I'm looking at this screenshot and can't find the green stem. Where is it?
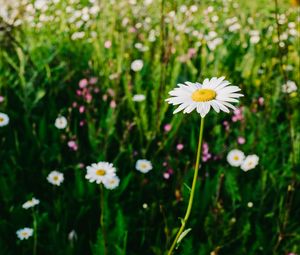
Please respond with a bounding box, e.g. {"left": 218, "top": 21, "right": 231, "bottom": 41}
{"left": 33, "top": 210, "right": 37, "bottom": 255}
{"left": 167, "top": 117, "right": 205, "bottom": 255}
{"left": 100, "top": 184, "right": 108, "bottom": 255}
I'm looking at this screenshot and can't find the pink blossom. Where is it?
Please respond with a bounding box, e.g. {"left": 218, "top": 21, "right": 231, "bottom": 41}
{"left": 110, "top": 100, "right": 116, "bottom": 108}
{"left": 164, "top": 124, "right": 172, "bottom": 132}
{"left": 89, "top": 77, "right": 98, "bottom": 84}
{"left": 79, "top": 79, "right": 88, "bottom": 88}
{"left": 104, "top": 40, "right": 112, "bottom": 48}
{"left": 0, "top": 96, "right": 4, "bottom": 103}
{"left": 237, "top": 136, "right": 246, "bottom": 144}
{"left": 102, "top": 94, "right": 108, "bottom": 101}
{"left": 79, "top": 120, "right": 85, "bottom": 127}
{"left": 79, "top": 106, "right": 85, "bottom": 113}
{"left": 76, "top": 90, "right": 82, "bottom": 96}
{"left": 176, "top": 144, "right": 184, "bottom": 151}
{"left": 163, "top": 172, "right": 170, "bottom": 179}
{"left": 72, "top": 102, "right": 78, "bottom": 108}
{"left": 85, "top": 93, "right": 92, "bottom": 103}
{"left": 258, "top": 97, "right": 264, "bottom": 106}
{"left": 68, "top": 140, "right": 78, "bottom": 151}
{"left": 162, "top": 161, "right": 168, "bottom": 167}
{"left": 167, "top": 168, "right": 174, "bottom": 175}
{"left": 188, "top": 48, "right": 197, "bottom": 58}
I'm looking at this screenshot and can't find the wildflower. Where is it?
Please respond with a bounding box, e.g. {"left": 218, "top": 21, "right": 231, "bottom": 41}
{"left": 164, "top": 124, "right": 172, "bottom": 132}
{"left": 103, "top": 175, "right": 120, "bottom": 190}
{"left": 79, "top": 79, "right": 88, "bottom": 88}
{"left": 68, "top": 230, "right": 77, "bottom": 242}
{"left": 133, "top": 94, "right": 146, "bottom": 102}
{"left": 68, "top": 140, "right": 78, "bottom": 151}
{"left": 166, "top": 77, "right": 243, "bottom": 117}
{"left": 136, "top": 159, "right": 153, "bottom": 173}
{"left": 247, "top": 202, "right": 254, "bottom": 208}
{"left": 47, "top": 171, "right": 64, "bottom": 186}
{"left": 0, "top": 112, "right": 9, "bottom": 127}
{"left": 16, "top": 228, "right": 33, "bottom": 240}
{"left": 131, "top": 60, "right": 143, "bottom": 72}
{"left": 104, "top": 40, "right": 112, "bottom": 48}
{"left": 282, "top": 81, "right": 297, "bottom": 93}
{"left": 241, "top": 155, "right": 259, "bottom": 171}
{"left": 0, "top": 96, "right": 4, "bottom": 103}
{"left": 54, "top": 116, "right": 67, "bottom": 129}
{"left": 176, "top": 144, "right": 184, "bottom": 151}
{"left": 85, "top": 161, "right": 116, "bottom": 184}
{"left": 22, "top": 198, "right": 40, "bottom": 209}
{"left": 227, "top": 149, "right": 245, "bottom": 167}
{"left": 237, "top": 137, "right": 246, "bottom": 144}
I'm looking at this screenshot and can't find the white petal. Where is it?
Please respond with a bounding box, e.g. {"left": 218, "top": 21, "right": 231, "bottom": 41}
{"left": 173, "top": 103, "right": 188, "bottom": 114}
{"left": 211, "top": 101, "right": 220, "bottom": 113}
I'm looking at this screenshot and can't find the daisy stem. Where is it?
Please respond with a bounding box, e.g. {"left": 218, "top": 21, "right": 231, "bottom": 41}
{"left": 99, "top": 184, "right": 108, "bottom": 255}
{"left": 33, "top": 209, "right": 37, "bottom": 255}
{"left": 167, "top": 117, "right": 205, "bottom": 255}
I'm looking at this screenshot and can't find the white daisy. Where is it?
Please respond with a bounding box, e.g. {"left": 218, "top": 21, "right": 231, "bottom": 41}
{"left": 241, "top": 155, "right": 259, "bottom": 172}
{"left": 103, "top": 175, "right": 120, "bottom": 190}
{"left": 166, "top": 77, "right": 243, "bottom": 118}
{"left": 85, "top": 161, "right": 116, "bottom": 184}
{"left": 136, "top": 159, "right": 153, "bottom": 173}
{"left": 47, "top": 171, "right": 64, "bottom": 186}
{"left": 227, "top": 149, "right": 245, "bottom": 167}
{"left": 22, "top": 197, "right": 40, "bottom": 209}
{"left": 16, "top": 228, "right": 33, "bottom": 240}
{"left": 133, "top": 94, "right": 146, "bottom": 102}
{"left": 131, "top": 59, "right": 143, "bottom": 72}
{"left": 282, "top": 80, "right": 297, "bottom": 93}
{"left": 55, "top": 116, "right": 67, "bottom": 129}
{"left": 0, "top": 112, "right": 9, "bottom": 127}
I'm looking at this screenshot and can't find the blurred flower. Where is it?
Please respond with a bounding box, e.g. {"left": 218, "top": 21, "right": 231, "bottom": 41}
{"left": 163, "top": 172, "right": 170, "bottom": 179}
{"left": 131, "top": 60, "right": 143, "bottom": 72}
{"left": 136, "top": 159, "right": 153, "bottom": 173}
{"left": 247, "top": 202, "right": 253, "bottom": 208}
{"left": 89, "top": 77, "right": 98, "bottom": 84}
{"left": 68, "top": 140, "right": 78, "bottom": 151}
{"left": 104, "top": 40, "right": 112, "bottom": 48}
{"left": 250, "top": 30, "right": 260, "bottom": 44}
{"left": 0, "top": 96, "right": 4, "bottom": 103}
{"left": 79, "top": 106, "right": 85, "bottom": 113}
{"left": 207, "top": 38, "right": 223, "bottom": 51}
{"left": 79, "top": 79, "right": 88, "bottom": 88}
{"left": 133, "top": 94, "right": 146, "bottom": 102}
{"left": 103, "top": 175, "right": 120, "bottom": 190}
{"left": 166, "top": 77, "right": 243, "bottom": 117}
{"left": 229, "top": 23, "right": 241, "bottom": 32}
{"left": 0, "top": 112, "right": 9, "bottom": 127}
{"left": 177, "top": 144, "right": 184, "bottom": 151}
{"left": 164, "top": 124, "right": 172, "bottom": 132}
{"left": 241, "top": 155, "right": 259, "bottom": 171}
{"left": 142, "top": 203, "right": 148, "bottom": 209}
{"left": 258, "top": 97, "right": 264, "bottom": 106}
{"left": 85, "top": 162, "right": 116, "bottom": 184}
{"left": 232, "top": 107, "right": 244, "bottom": 122}
{"left": 110, "top": 100, "right": 117, "bottom": 108}
{"left": 282, "top": 81, "right": 297, "bottom": 93}
{"left": 202, "top": 142, "right": 212, "bottom": 162}
{"left": 55, "top": 116, "right": 67, "bottom": 129}
{"left": 47, "top": 171, "right": 64, "bottom": 186}
{"left": 22, "top": 197, "right": 40, "bottom": 209}
{"left": 16, "top": 228, "right": 33, "bottom": 240}
{"left": 68, "top": 230, "right": 77, "bottom": 242}
{"left": 227, "top": 149, "right": 245, "bottom": 167}
{"left": 237, "top": 137, "right": 246, "bottom": 144}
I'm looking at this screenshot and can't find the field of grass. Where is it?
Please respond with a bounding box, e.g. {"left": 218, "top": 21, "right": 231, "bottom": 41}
{"left": 0, "top": 0, "right": 299, "bottom": 254}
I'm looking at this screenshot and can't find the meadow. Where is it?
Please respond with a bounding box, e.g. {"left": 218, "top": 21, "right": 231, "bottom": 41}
{"left": 0, "top": 0, "right": 299, "bottom": 254}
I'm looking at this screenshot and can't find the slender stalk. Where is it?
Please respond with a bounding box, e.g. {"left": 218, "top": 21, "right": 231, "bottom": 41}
{"left": 33, "top": 210, "right": 38, "bottom": 255}
{"left": 99, "top": 184, "right": 108, "bottom": 255}
{"left": 168, "top": 117, "right": 205, "bottom": 255}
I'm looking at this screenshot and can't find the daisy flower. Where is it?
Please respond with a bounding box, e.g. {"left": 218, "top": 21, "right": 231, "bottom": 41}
{"left": 55, "top": 116, "right": 67, "bottom": 129}
{"left": 22, "top": 197, "right": 40, "bottom": 209}
{"left": 16, "top": 228, "right": 33, "bottom": 240}
{"left": 103, "top": 175, "right": 120, "bottom": 190}
{"left": 136, "top": 159, "right": 153, "bottom": 173}
{"left": 131, "top": 59, "right": 143, "bottom": 72}
{"left": 227, "top": 149, "right": 245, "bottom": 167}
{"left": 166, "top": 77, "right": 243, "bottom": 118}
{"left": 241, "top": 155, "right": 259, "bottom": 172}
{"left": 47, "top": 171, "right": 64, "bottom": 186}
{"left": 0, "top": 112, "right": 9, "bottom": 127}
{"left": 85, "top": 161, "right": 116, "bottom": 184}
{"left": 282, "top": 80, "right": 297, "bottom": 93}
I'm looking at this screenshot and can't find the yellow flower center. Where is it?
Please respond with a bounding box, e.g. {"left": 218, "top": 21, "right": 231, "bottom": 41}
{"left": 233, "top": 156, "right": 239, "bottom": 161}
{"left": 0, "top": 117, "right": 3, "bottom": 122}
{"left": 22, "top": 232, "right": 28, "bottom": 236}
{"left": 191, "top": 89, "right": 216, "bottom": 102}
{"left": 96, "top": 169, "right": 106, "bottom": 176}
{"left": 53, "top": 176, "right": 59, "bottom": 181}
{"left": 140, "top": 163, "right": 148, "bottom": 169}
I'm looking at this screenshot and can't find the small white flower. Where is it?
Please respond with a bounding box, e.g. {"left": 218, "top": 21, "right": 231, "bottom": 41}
{"left": 136, "top": 159, "right": 153, "bottom": 173}
{"left": 22, "top": 197, "right": 40, "bottom": 209}
{"left": 227, "top": 149, "right": 245, "bottom": 167}
{"left": 85, "top": 161, "right": 116, "bottom": 184}
{"left": 241, "top": 155, "right": 259, "bottom": 172}
{"left": 282, "top": 81, "right": 297, "bottom": 93}
{"left": 131, "top": 60, "right": 143, "bottom": 72}
{"left": 166, "top": 77, "right": 243, "bottom": 118}
{"left": 68, "top": 230, "right": 77, "bottom": 242}
{"left": 0, "top": 112, "right": 9, "bottom": 127}
{"left": 55, "top": 116, "right": 67, "bottom": 129}
{"left": 133, "top": 94, "right": 146, "bottom": 102}
{"left": 247, "top": 202, "right": 253, "bottom": 208}
{"left": 103, "top": 175, "right": 120, "bottom": 190}
{"left": 228, "top": 23, "right": 241, "bottom": 32}
{"left": 47, "top": 171, "right": 64, "bottom": 186}
{"left": 16, "top": 228, "right": 33, "bottom": 240}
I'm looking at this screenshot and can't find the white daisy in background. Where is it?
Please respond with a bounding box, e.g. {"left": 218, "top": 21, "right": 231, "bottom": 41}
{"left": 131, "top": 59, "right": 143, "bottom": 72}
{"left": 103, "top": 175, "right": 120, "bottom": 190}
{"left": 47, "top": 171, "right": 64, "bottom": 186}
{"left": 282, "top": 81, "right": 297, "bottom": 93}
{"left": 166, "top": 77, "right": 243, "bottom": 118}
{"left": 22, "top": 197, "right": 40, "bottom": 209}
{"left": 133, "top": 94, "right": 146, "bottom": 102}
{"left": 241, "top": 155, "right": 259, "bottom": 172}
{"left": 16, "top": 228, "right": 33, "bottom": 240}
{"left": 85, "top": 161, "right": 116, "bottom": 184}
{"left": 55, "top": 116, "right": 67, "bottom": 129}
{"left": 0, "top": 112, "right": 9, "bottom": 127}
{"left": 227, "top": 149, "right": 245, "bottom": 167}
{"left": 136, "top": 159, "right": 153, "bottom": 173}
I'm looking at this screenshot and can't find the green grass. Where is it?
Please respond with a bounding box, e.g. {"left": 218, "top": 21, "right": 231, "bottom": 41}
{"left": 0, "top": 0, "right": 299, "bottom": 254}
